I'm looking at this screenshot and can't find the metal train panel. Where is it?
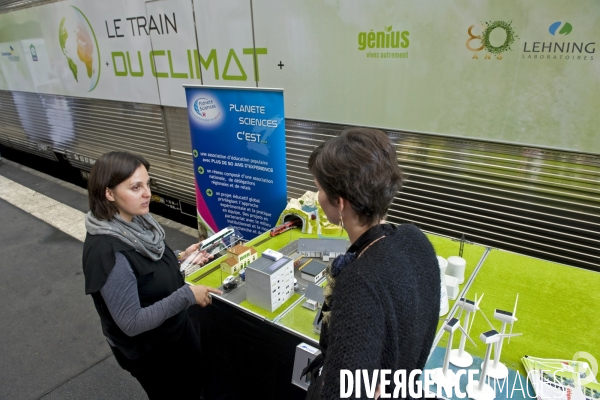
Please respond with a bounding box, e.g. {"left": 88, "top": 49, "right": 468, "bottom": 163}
{"left": 1, "top": 89, "right": 599, "bottom": 269}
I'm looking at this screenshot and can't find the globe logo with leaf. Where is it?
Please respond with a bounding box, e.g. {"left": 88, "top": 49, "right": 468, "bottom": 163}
{"left": 58, "top": 6, "right": 100, "bottom": 91}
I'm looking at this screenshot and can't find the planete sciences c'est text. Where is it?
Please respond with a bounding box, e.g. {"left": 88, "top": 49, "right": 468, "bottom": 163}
{"left": 230, "top": 104, "right": 278, "bottom": 143}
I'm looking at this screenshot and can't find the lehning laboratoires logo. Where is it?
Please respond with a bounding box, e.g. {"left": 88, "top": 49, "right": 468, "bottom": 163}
{"left": 466, "top": 21, "right": 518, "bottom": 60}
{"left": 1, "top": 45, "right": 20, "bottom": 62}
{"left": 192, "top": 97, "right": 222, "bottom": 125}
{"left": 522, "top": 22, "right": 595, "bottom": 61}
{"left": 58, "top": 6, "right": 101, "bottom": 91}
{"left": 549, "top": 21, "right": 573, "bottom": 36}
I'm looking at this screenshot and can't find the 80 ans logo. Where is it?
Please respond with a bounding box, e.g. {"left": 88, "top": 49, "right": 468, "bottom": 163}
{"left": 467, "top": 20, "right": 518, "bottom": 60}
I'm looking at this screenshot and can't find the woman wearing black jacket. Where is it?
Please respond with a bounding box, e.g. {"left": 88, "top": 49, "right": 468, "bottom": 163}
{"left": 82, "top": 151, "right": 221, "bottom": 399}
{"left": 304, "top": 128, "right": 441, "bottom": 399}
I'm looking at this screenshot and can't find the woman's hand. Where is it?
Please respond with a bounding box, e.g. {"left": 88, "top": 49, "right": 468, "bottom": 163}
{"left": 189, "top": 285, "right": 223, "bottom": 307}
{"left": 180, "top": 242, "right": 200, "bottom": 259}
{"left": 180, "top": 243, "right": 214, "bottom": 266}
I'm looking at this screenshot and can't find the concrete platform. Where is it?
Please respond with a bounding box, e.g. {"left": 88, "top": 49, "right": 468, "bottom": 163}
{"left": 0, "top": 158, "right": 201, "bottom": 400}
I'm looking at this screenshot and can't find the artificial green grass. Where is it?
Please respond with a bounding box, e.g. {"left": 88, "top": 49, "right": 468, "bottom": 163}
{"left": 193, "top": 268, "right": 225, "bottom": 288}
{"left": 277, "top": 280, "right": 328, "bottom": 341}
{"left": 277, "top": 302, "right": 320, "bottom": 341}
{"left": 240, "top": 293, "right": 302, "bottom": 320}
{"left": 426, "top": 234, "right": 488, "bottom": 332}
{"left": 437, "top": 249, "right": 600, "bottom": 375}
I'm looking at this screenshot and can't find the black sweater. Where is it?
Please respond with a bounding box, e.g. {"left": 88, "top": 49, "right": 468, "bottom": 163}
{"left": 319, "top": 224, "right": 440, "bottom": 399}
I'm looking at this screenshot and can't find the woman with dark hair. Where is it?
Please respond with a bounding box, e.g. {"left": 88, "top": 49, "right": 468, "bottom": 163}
{"left": 82, "top": 151, "right": 221, "bottom": 399}
{"left": 304, "top": 128, "right": 440, "bottom": 399}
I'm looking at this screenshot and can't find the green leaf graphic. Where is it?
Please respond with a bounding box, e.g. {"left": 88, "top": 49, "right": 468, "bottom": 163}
{"left": 386, "top": 25, "right": 392, "bottom": 32}
{"left": 559, "top": 22, "right": 572, "bottom": 35}
{"left": 481, "top": 20, "right": 518, "bottom": 55}
{"left": 59, "top": 17, "right": 68, "bottom": 53}
{"left": 67, "top": 57, "right": 78, "bottom": 81}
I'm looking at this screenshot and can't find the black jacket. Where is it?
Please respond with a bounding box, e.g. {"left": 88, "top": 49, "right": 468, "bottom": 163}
{"left": 315, "top": 224, "right": 440, "bottom": 399}
{"left": 82, "top": 233, "right": 187, "bottom": 359}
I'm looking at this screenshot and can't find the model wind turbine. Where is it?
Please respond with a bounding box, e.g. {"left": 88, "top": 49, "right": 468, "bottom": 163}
{"left": 466, "top": 329, "right": 522, "bottom": 400}
{"left": 432, "top": 317, "right": 477, "bottom": 387}
{"left": 450, "top": 293, "right": 485, "bottom": 368}
{"left": 486, "top": 294, "right": 520, "bottom": 380}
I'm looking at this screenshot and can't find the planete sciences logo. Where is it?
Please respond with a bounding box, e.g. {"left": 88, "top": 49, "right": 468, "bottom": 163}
{"left": 358, "top": 26, "right": 409, "bottom": 59}
{"left": 466, "top": 21, "right": 518, "bottom": 60}
{"left": 522, "top": 22, "right": 595, "bottom": 61}
{"left": 58, "top": 6, "right": 101, "bottom": 91}
{"left": 1, "top": 45, "right": 20, "bottom": 62}
{"left": 191, "top": 96, "right": 223, "bottom": 128}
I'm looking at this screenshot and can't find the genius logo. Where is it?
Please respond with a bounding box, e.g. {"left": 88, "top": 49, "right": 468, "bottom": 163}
{"left": 357, "top": 26, "right": 409, "bottom": 59}
{"left": 58, "top": 6, "right": 101, "bottom": 91}
{"left": 358, "top": 26, "right": 409, "bottom": 50}
{"left": 549, "top": 22, "right": 573, "bottom": 36}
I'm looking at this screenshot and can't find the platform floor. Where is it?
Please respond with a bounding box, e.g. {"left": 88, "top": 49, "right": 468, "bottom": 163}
{"left": 0, "top": 157, "right": 200, "bottom": 400}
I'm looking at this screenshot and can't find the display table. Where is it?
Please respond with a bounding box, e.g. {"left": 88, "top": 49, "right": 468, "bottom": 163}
{"left": 187, "top": 229, "right": 600, "bottom": 400}
{"left": 188, "top": 299, "right": 308, "bottom": 400}
{"left": 186, "top": 228, "right": 326, "bottom": 400}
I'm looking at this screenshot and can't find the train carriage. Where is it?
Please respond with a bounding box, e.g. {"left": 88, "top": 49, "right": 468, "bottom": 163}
{"left": 0, "top": 0, "right": 599, "bottom": 270}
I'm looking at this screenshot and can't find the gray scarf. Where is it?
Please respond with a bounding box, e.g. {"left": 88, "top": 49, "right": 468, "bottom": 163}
{"left": 85, "top": 211, "right": 166, "bottom": 261}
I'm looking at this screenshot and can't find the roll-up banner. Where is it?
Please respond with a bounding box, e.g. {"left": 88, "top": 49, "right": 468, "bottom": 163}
{"left": 184, "top": 85, "right": 286, "bottom": 240}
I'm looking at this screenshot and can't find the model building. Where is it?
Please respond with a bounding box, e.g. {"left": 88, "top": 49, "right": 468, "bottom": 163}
{"left": 220, "top": 243, "right": 257, "bottom": 275}
{"left": 300, "top": 261, "right": 326, "bottom": 283}
{"left": 246, "top": 255, "right": 294, "bottom": 312}
{"left": 297, "top": 238, "right": 348, "bottom": 262}
{"left": 303, "top": 283, "right": 325, "bottom": 310}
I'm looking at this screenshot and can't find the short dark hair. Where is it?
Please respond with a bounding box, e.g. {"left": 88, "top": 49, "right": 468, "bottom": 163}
{"left": 308, "top": 128, "right": 404, "bottom": 226}
{"left": 88, "top": 151, "right": 150, "bottom": 221}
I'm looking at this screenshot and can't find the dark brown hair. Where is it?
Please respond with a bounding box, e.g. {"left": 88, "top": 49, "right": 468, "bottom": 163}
{"left": 88, "top": 151, "right": 150, "bottom": 220}
{"left": 308, "top": 128, "right": 404, "bottom": 226}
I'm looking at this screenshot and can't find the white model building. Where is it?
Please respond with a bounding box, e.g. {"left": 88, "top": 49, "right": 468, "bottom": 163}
{"left": 297, "top": 238, "right": 348, "bottom": 261}
{"left": 246, "top": 255, "right": 294, "bottom": 312}
{"left": 300, "top": 261, "right": 326, "bottom": 283}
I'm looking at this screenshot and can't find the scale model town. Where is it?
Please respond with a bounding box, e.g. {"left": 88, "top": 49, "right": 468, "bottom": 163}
{"left": 185, "top": 191, "right": 350, "bottom": 320}
{"left": 186, "top": 192, "right": 526, "bottom": 394}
